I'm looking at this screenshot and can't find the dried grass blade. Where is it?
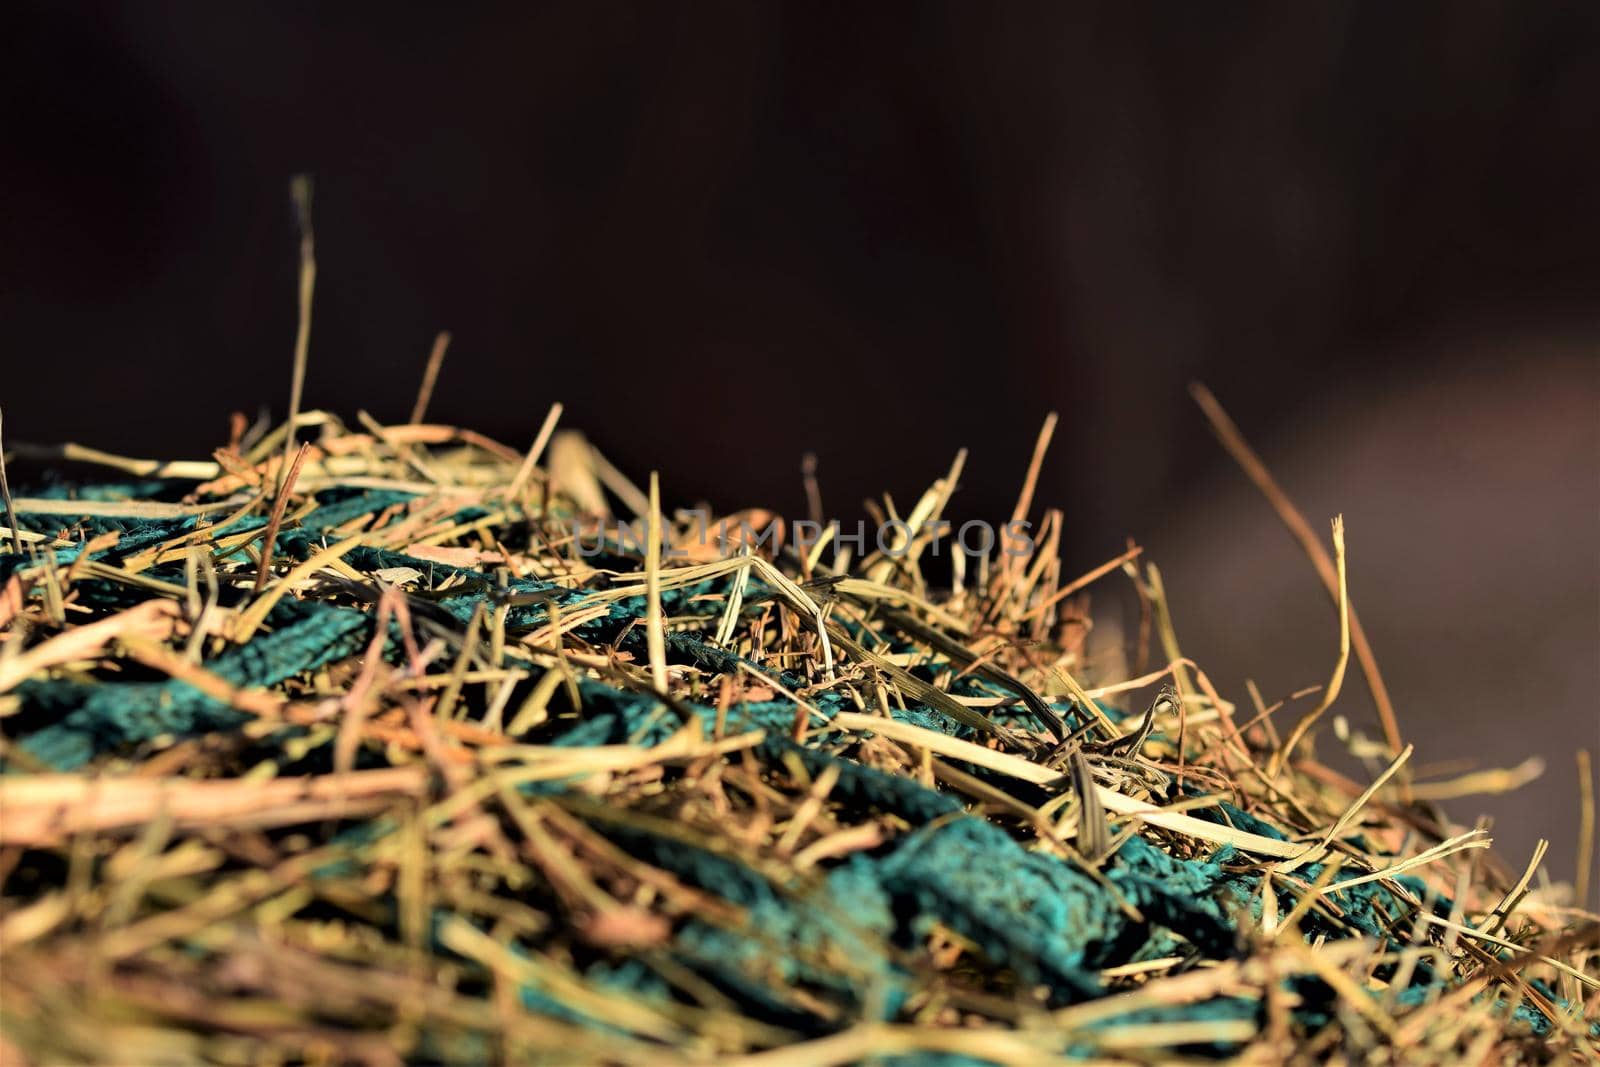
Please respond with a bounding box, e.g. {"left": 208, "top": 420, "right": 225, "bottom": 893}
{"left": 1192, "top": 382, "right": 1403, "bottom": 755}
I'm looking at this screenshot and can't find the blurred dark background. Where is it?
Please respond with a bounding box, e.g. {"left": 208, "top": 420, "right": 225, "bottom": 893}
{"left": 2, "top": 2, "right": 1596, "bottom": 887}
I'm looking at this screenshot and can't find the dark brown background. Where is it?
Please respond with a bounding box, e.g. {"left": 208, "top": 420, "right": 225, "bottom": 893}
{"left": 3, "top": 2, "right": 1596, "bottom": 889}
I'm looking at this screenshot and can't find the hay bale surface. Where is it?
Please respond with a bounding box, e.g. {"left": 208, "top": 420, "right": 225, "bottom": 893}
{"left": 0, "top": 408, "right": 1594, "bottom": 1065}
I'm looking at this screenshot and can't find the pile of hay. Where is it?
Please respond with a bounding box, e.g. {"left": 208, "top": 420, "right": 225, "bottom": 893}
{"left": 0, "top": 397, "right": 1594, "bottom": 1065}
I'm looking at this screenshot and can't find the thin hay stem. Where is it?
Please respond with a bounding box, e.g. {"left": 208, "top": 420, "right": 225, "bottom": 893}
{"left": 254, "top": 441, "right": 310, "bottom": 593}
{"left": 510, "top": 402, "right": 564, "bottom": 500}
{"left": 409, "top": 330, "right": 452, "bottom": 425}
{"left": 645, "top": 471, "right": 667, "bottom": 693}
{"left": 1191, "top": 382, "right": 1404, "bottom": 757}
{"left": 280, "top": 175, "right": 316, "bottom": 499}
{"left": 1271, "top": 516, "right": 1350, "bottom": 777}
{"left": 0, "top": 407, "right": 19, "bottom": 554}
{"left": 1578, "top": 748, "right": 1595, "bottom": 910}
{"left": 1021, "top": 542, "right": 1144, "bottom": 622}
